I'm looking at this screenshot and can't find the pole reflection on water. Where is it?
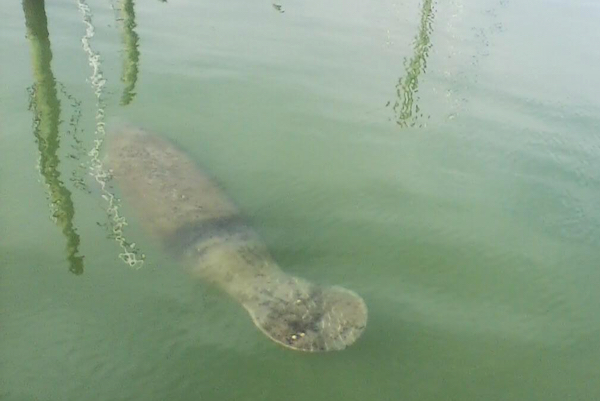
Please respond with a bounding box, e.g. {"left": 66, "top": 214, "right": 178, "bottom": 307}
{"left": 76, "top": 0, "right": 145, "bottom": 268}
{"left": 119, "top": 0, "right": 140, "bottom": 106}
{"left": 390, "top": 0, "right": 435, "bottom": 128}
{"left": 22, "top": 0, "right": 84, "bottom": 275}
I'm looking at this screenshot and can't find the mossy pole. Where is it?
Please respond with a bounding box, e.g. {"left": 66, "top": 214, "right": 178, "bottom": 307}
{"left": 393, "top": 0, "right": 435, "bottom": 127}
{"left": 23, "top": 0, "right": 84, "bottom": 275}
{"left": 120, "top": 0, "right": 140, "bottom": 106}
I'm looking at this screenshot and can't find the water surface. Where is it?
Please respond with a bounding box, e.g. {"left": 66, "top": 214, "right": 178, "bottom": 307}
{"left": 1, "top": 0, "right": 600, "bottom": 400}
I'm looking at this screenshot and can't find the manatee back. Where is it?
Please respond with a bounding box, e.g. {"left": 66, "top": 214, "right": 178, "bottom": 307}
{"left": 107, "top": 127, "right": 238, "bottom": 242}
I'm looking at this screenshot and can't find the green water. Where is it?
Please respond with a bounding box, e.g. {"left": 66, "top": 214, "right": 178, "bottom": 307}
{"left": 1, "top": 0, "right": 600, "bottom": 399}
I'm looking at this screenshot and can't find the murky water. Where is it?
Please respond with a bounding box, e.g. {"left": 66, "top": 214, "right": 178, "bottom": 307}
{"left": 1, "top": 0, "right": 600, "bottom": 400}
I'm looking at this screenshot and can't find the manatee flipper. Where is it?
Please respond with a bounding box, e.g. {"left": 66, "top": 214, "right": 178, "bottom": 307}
{"left": 107, "top": 128, "right": 367, "bottom": 351}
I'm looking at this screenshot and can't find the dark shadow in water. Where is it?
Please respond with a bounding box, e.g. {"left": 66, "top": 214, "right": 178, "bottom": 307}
{"left": 390, "top": 0, "right": 435, "bottom": 128}
{"left": 23, "top": 0, "right": 84, "bottom": 275}
{"left": 119, "top": 0, "right": 140, "bottom": 106}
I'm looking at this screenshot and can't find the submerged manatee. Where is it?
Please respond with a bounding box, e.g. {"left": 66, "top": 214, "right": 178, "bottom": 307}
{"left": 108, "top": 128, "right": 367, "bottom": 351}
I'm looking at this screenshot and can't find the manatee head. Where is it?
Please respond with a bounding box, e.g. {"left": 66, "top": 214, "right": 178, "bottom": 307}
{"left": 244, "top": 283, "right": 367, "bottom": 352}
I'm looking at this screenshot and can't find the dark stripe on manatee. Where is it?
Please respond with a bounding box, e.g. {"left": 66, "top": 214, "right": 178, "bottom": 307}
{"left": 164, "top": 215, "right": 255, "bottom": 256}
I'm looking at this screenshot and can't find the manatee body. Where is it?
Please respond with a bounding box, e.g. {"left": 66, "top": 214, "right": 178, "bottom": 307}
{"left": 108, "top": 128, "right": 367, "bottom": 351}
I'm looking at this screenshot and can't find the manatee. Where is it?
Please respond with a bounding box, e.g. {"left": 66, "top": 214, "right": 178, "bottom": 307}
{"left": 107, "top": 128, "right": 367, "bottom": 351}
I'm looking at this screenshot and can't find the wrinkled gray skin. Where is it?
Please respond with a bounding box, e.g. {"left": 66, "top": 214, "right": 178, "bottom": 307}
{"left": 107, "top": 128, "right": 367, "bottom": 351}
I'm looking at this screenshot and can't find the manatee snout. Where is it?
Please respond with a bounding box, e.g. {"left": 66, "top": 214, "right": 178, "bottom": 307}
{"left": 246, "top": 285, "right": 367, "bottom": 352}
